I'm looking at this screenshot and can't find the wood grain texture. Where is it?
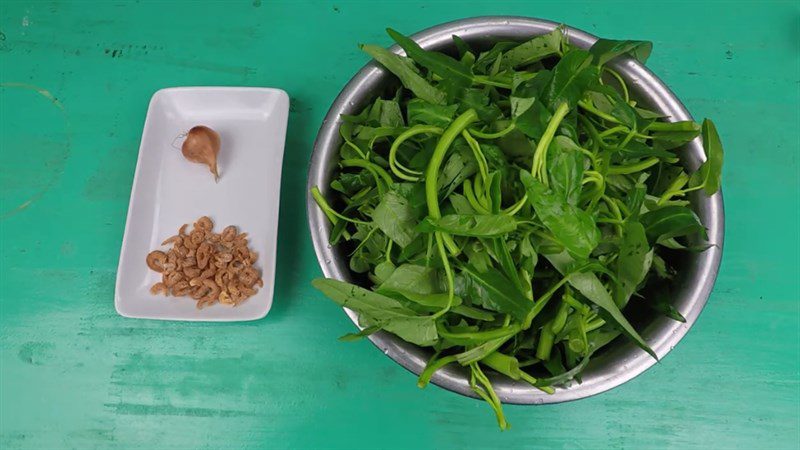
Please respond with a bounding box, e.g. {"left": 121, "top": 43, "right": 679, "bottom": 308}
{"left": 1, "top": 1, "right": 798, "bottom": 448}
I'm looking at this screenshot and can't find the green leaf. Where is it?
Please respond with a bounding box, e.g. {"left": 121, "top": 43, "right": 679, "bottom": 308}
{"left": 649, "top": 292, "right": 687, "bottom": 322}
{"left": 543, "top": 49, "right": 599, "bottom": 110}
{"left": 649, "top": 120, "right": 701, "bottom": 150}
{"left": 355, "top": 125, "right": 405, "bottom": 143}
{"left": 688, "top": 119, "right": 724, "bottom": 195}
{"left": 520, "top": 170, "right": 600, "bottom": 260}
{"left": 387, "top": 28, "right": 474, "bottom": 89}
{"left": 640, "top": 205, "right": 707, "bottom": 243}
{"left": 519, "top": 234, "right": 539, "bottom": 276}
{"left": 349, "top": 252, "right": 371, "bottom": 273}
{"left": 463, "top": 240, "right": 492, "bottom": 272}
{"left": 377, "top": 99, "right": 405, "bottom": 127}
{"left": 407, "top": 98, "right": 458, "bottom": 128}
{"left": 418, "top": 214, "right": 518, "bottom": 237}
{"left": 459, "top": 89, "right": 502, "bottom": 123}
{"left": 497, "top": 128, "right": 535, "bottom": 158}
{"left": 373, "top": 190, "right": 419, "bottom": 247}
{"left": 510, "top": 96, "right": 536, "bottom": 118}
{"left": 474, "top": 41, "right": 517, "bottom": 72}
{"left": 373, "top": 260, "right": 396, "bottom": 285}
{"left": 437, "top": 141, "right": 477, "bottom": 197}
{"left": 312, "top": 278, "right": 438, "bottom": 346}
{"left": 449, "top": 193, "right": 476, "bottom": 215}
{"left": 451, "top": 305, "right": 496, "bottom": 321}
{"left": 452, "top": 34, "right": 471, "bottom": 58}
{"left": 312, "top": 278, "right": 417, "bottom": 317}
{"left": 338, "top": 325, "right": 381, "bottom": 342}
{"left": 487, "top": 171, "right": 502, "bottom": 213}
{"left": 585, "top": 88, "right": 637, "bottom": 129}
{"left": 501, "top": 28, "right": 563, "bottom": 69}
{"left": 544, "top": 252, "right": 655, "bottom": 358}
{"left": 614, "top": 221, "right": 653, "bottom": 308}
{"left": 393, "top": 182, "right": 428, "bottom": 214}
{"left": 379, "top": 316, "right": 439, "bottom": 346}
{"left": 457, "top": 265, "right": 533, "bottom": 322}
{"left": 589, "top": 38, "right": 653, "bottom": 66}
{"left": 493, "top": 237, "right": 525, "bottom": 294}
{"left": 547, "top": 136, "right": 585, "bottom": 206}
{"left": 513, "top": 69, "right": 552, "bottom": 98}
{"left": 361, "top": 44, "right": 446, "bottom": 105}
{"left": 626, "top": 174, "right": 648, "bottom": 220}
{"left": 516, "top": 99, "right": 552, "bottom": 140}
{"left": 378, "top": 264, "right": 441, "bottom": 295}
{"left": 619, "top": 140, "right": 676, "bottom": 159}
{"left": 335, "top": 171, "right": 374, "bottom": 195}
{"left": 398, "top": 292, "right": 462, "bottom": 308}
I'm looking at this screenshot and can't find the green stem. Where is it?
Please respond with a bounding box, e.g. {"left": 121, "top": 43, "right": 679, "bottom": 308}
{"left": 583, "top": 170, "right": 604, "bottom": 184}
{"left": 470, "top": 363, "right": 509, "bottom": 430}
{"left": 473, "top": 75, "right": 513, "bottom": 89}
{"left": 578, "top": 100, "right": 621, "bottom": 124}
{"left": 606, "top": 157, "right": 659, "bottom": 175}
{"left": 657, "top": 171, "right": 693, "bottom": 205}
{"left": 671, "top": 184, "right": 705, "bottom": 197}
{"left": 311, "top": 187, "right": 371, "bottom": 225}
{"left": 550, "top": 296, "right": 571, "bottom": 334}
{"left": 503, "top": 194, "right": 528, "bottom": 216}
{"left": 535, "top": 321, "right": 555, "bottom": 361}
{"left": 385, "top": 239, "right": 393, "bottom": 263}
{"left": 604, "top": 67, "right": 630, "bottom": 102}
{"left": 579, "top": 114, "right": 603, "bottom": 153}
{"left": 564, "top": 295, "right": 589, "bottom": 314}
{"left": 438, "top": 323, "right": 521, "bottom": 343}
{"left": 442, "top": 233, "right": 461, "bottom": 257}
{"left": 469, "top": 122, "right": 516, "bottom": 139}
{"left": 340, "top": 159, "right": 393, "bottom": 186}
{"left": 520, "top": 372, "right": 555, "bottom": 394}
{"left": 598, "top": 125, "right": 629, "bottom": 138}
{"left": 586, "top": 318, "right": 606, "bottom": 333}
{"left": 576, "top": 146, "right": 599, "bottom": 168}
{"left": 602, "top": 194, "right": 624, "bottom": 236}
{"left": 614, "top": 198, "right": 631, "bottom": 217}
{"left": 425, "top": 110, "right": 477, "bottom": 261}
{"left": 426, "top": 109, "right": 479, "bottom": 219}
{"left": 431, "top": 232, "right": 456, "bottom": 319}
{"left": 463, "top": 179, "right": 491, "bottom": 214}
{"left": 596, "top": 217, "right": 624, "bottom": 224}
{"left": 474, "top": 175, "right": 491, "bottom": 211}
{"left": 531, "top": 102, "right": 570, "bottom": 183}
{"left": 350, "top": 226, "right": 378, "bottom": 255}
{"left": 462, "top": 130, "right": 490, "bottom": 184}
{"left": 343, "top": 139, "right": 367, "bottom": 160}
{"left": 646, "top": 121, "right": 698, "bottom": 131}
{"left": 389, "top": 125, "right": 442, "bottom": 181}
{"left": 417, "top": 354, "right": 457, "bottom": 388}
{"left": 618, "top": 127, "right": 637, "bottom": 149}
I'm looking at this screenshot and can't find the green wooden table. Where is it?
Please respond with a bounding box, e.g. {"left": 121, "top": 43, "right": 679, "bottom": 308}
{"left": 1, "top": 1, "right": 798, "bottom": 448}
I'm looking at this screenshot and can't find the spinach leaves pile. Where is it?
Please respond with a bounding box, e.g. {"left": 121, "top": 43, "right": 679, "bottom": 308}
{"left": 311, "top": 27, "right": 723, "bottom": 429}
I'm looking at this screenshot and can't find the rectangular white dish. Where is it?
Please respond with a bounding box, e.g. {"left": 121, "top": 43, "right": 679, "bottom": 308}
{"left": 115, "top": 87, "right": 289, "bottom": 321}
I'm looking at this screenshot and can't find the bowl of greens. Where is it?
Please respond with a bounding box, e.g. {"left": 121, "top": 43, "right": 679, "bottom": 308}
{"left": 307, "top": 16, "right": 723, "bottom": 428}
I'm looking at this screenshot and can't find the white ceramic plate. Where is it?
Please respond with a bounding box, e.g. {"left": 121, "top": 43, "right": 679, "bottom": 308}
{"left": 115, "top": 87, "right": 289, "bottom": 321}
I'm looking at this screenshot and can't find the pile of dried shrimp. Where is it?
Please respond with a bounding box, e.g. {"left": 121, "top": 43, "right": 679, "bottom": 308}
{"left": 146, "top": 216, "right": 262, "bottom": 308}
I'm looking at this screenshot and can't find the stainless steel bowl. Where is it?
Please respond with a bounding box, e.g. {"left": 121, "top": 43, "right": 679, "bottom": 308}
{"left": 307, "top": 16, "right": 724, "bottom": 404}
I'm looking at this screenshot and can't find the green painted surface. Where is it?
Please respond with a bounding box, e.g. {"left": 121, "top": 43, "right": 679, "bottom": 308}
{"left": 1, "top": 1, "right": 798, "bottom": 448}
